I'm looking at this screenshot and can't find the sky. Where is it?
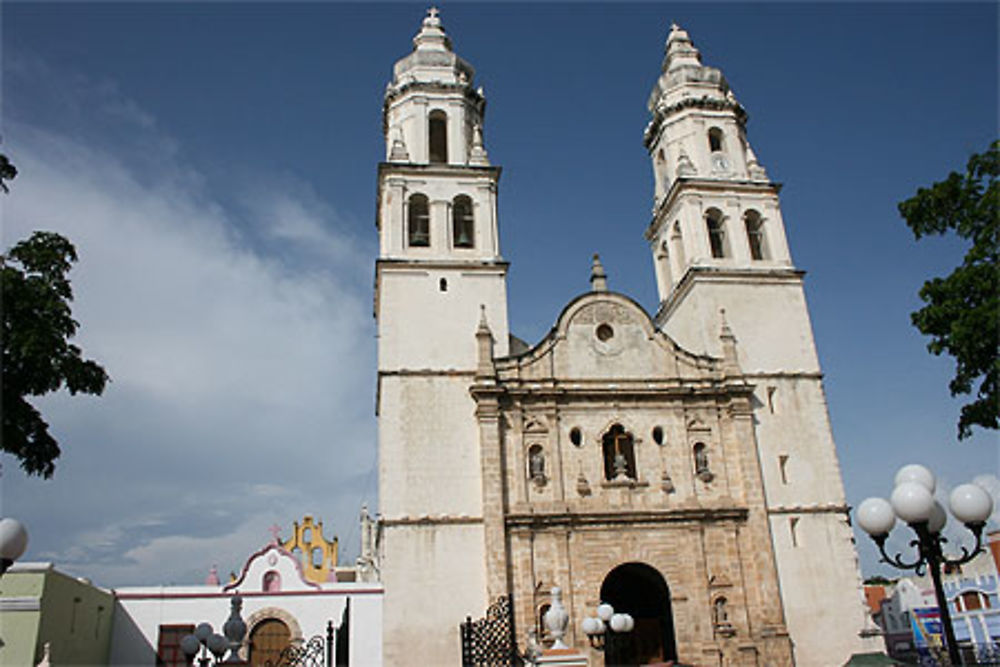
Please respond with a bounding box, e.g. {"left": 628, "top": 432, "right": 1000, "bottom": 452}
{"left": 2, "top": 3, "right": 997, "bottom": 588}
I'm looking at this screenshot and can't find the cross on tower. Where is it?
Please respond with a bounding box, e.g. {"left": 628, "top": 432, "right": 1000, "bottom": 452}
{"left": 268, "top": 523, "right": 282, "bottom": 545}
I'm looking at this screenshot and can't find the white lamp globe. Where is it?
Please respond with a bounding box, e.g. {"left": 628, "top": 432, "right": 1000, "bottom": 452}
{"left": 0, "top": 518, "right": 28, "bottom": 562}
{"left": 195, "top": 623, "right": 213, "bottom": 643}
{"left": 622, "top": 614, "right": 635, "bottom": 632}
{"left": 856, "top": 497, "right": 896, "bottom": 536}
{"left": 610, "top": 613, "right": 628, "bottom": 633}
{"left": 581, "top": 617, "right": 602, "bottom": 636}
{"left": 894, "top": 464, "right": 936, "bottom": 493}
{"left": 597, "top": 603, "right": 614, "bottom": 622}
{"left": 207, "top": 633, "right": 228, "bottom": 658}
{"left": 927, "top": 500, "right": 948, "bottom": 534}
{"left": 180, "top": 634, "right": 201, "bottom": 658}
{"left": 890, "top": 482, "right": 935, "bottom": 524}
{"left": 949, "top": 483, "right": 994, "bottom": 524}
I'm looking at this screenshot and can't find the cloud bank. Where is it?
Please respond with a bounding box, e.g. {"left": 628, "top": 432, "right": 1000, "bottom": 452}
{"left": 2, "top": 57, "right": 377, "bottom": 586}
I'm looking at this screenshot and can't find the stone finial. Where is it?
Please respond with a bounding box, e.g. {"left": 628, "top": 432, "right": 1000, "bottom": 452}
{"left": 469, "top": 123, "right": 490, "bottom": 166}
{"left": 543, "top": 586, "right": 570, "bottom": 650}
{"left": 746, "top": 145, "right": 769, "bottom": 181}
{"left": 719, "top": 308, "right": 741, "bottom": 376}
{"left": 663, "top": 22, "right": 702, "bottom": 72}
{"left": 389, "top": 128, "right": 410, "bottom": 162}
{"left": 590, "top": 254, "right": 608, "bottom": 292}
{"left": 476, "top": 305, "right": 495, "bottom": 379}
{"left": 677, "top": 148, "right": 696, "bottom": 177}
{"left": 413, "top": 6, "right": 452, "bottom": 52}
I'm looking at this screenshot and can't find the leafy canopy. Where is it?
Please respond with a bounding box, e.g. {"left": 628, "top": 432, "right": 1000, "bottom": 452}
{"left": 1, "top": 155, "right": 109, "bottom": 477}
{"left": 898, "top": 140, "right": 999, "bottom": 439}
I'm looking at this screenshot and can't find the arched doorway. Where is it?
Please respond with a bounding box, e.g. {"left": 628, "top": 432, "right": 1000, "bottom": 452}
{"left": 249, "top": 618, "right": 291, "bottom": 667}
{"left": 600, "top": 562, "right": 677, "bottom": 666}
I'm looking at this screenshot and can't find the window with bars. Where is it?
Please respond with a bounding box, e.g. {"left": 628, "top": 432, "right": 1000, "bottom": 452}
{"left": 157, "top": 624, "right": 195, "bottom": 667}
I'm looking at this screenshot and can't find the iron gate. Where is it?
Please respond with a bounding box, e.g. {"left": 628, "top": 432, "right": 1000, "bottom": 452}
{"left": 460, "top": 594, "right": 522, "bottom": 667}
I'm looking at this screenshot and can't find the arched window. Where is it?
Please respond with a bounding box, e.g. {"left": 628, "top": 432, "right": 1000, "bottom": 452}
{"left": 602, "top": 424, "right": 636, "bottom": 481}
{"left": 708, "top": 127, "right": 724, "bottom": 153}
{"left": 262, "top": 570, "right": 281, "bottom": 593}
{"left": 706, "top": 209, "right": 727, "bottom": 258}
{"left": 744, "top": 210, "right": 767, "bottom": 260}
{"left": 452, "top": 195, "right": 474, "bottom": 248}
{"left": 429, "top": 110, "right": 448, "bottom": 164}
{"left": 408, "top": 194, "right": 430, "bottom": 247}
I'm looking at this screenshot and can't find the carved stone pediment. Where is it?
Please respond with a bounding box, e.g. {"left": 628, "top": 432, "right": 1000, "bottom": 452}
{"left": 523, "top": 414, "right": 548, "bottom": 433}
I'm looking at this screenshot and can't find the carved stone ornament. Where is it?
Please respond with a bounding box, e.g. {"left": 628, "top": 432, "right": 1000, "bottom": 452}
{"left": 661, "top": 471, "right": 676, "bottom": 494}
{"left": 543, "top": 586, "right": 570, "bottom": 650}
{"left": 576, "top": 471, "right": 591, "bottom": 496}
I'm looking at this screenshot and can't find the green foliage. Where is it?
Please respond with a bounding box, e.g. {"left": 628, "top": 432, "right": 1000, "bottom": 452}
{"left": 1, "top": 155, "right": 108, "bottom": 477}
{"left": 863, "top": 576, "right": 891, "bottom": 586}
{"left": 898, "top": 140, "right": 999, "bottom": 439}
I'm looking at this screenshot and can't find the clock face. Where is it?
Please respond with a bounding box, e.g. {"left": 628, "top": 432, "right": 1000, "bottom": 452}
{"left": 712, "top": 153, "right": 730, "bottom": 171}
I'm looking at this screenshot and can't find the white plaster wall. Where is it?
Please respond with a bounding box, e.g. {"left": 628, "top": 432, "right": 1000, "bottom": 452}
{"left": 379, "top": 523, "right": 486, "bottom": 667}
{"left": 378, "top": 375, "right": 485, "bottom": 517}
{"left": 109, "top": 584, "right": 382, "bottom": 666}
{"left": 769, "top": 513, "right": 881, "bottom": 665}
{"left": 661, "top": 278, "right": 819, "bottom": 373}
{"left": 377, "top": 266, "right": 508, "bottom": 372}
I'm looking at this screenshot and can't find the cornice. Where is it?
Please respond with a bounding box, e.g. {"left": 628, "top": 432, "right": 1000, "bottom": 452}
{"left": 506, "top": 506, "right": 749, "bottom": 531}
{"left": 766, "top": 503, "right": 849, "bottom": 515}
{"left": 381, "top": 515, "right": 484, "bottom": 527}
{"left": 377, "top": 161, "right": 501, "bottom": 180}
{"left": 644, "top": 95, "right": 748, "bottom": 149}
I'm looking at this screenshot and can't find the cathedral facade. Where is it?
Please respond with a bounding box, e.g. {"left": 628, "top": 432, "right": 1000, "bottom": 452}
{"left": 375, "top": 10, "right": 877, "bottom": 666}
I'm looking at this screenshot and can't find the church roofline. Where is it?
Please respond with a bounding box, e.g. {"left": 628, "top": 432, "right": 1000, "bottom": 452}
{"left": 493, "top": 288, "right": 721, "bottom": 370}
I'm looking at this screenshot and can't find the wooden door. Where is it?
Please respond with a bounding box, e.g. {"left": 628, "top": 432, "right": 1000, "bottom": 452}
{"left": 249, "top": 618, "right": 291, "bottom": 667}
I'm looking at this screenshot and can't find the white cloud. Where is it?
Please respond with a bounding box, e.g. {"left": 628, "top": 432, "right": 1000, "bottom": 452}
{"left": 2, "top": 65, "right": 377, "bottom": 587}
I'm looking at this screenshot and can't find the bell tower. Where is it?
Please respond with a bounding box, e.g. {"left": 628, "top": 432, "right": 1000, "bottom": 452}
{"left": 645, "top": 24, "right": 879, "bottom": 665}
{"left": 375, "top": 8, "right": 508, "bottom": 666}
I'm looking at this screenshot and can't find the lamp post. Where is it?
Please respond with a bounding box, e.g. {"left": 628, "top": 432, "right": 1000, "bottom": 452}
{"left": 181, "top": 595, "right": 248, "bottom": 666}
{"left": 856, "top": 464, "right": 993, "bottom": 665}
{"left": 581, "top": 602, "right": 635, "bottom": 666}
{"left": 0, "top": 518, "right": 29, "bottom": 578}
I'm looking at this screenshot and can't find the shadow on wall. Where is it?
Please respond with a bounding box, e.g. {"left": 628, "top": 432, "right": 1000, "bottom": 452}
{"left": 108, "top": 601, "right": 156, "bottom": 665}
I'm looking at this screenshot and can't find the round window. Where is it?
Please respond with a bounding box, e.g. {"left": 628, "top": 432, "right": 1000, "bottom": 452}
{"left": 569, "top": 427, "right": 582, "bottom": 446}
{"left": 596, "top": 323, "right": 614, "bottom": 341}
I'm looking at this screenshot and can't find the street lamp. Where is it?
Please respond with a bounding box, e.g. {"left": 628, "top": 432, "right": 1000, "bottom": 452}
{"left": 0, "top": 518, "right": 29, "bottom": 577}
{"left": 181, "top": 595, "right": 247, "bottom": 666}
{"left": 582, "top": 602, "right": 635, "bottom": 665}
{"left": 856, "top": 463, "right": 994, "bottom": 665}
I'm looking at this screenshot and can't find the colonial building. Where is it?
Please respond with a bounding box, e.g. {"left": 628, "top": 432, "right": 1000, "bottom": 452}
{"left": 375, "top": 10, "right": 877, "bottom": 666}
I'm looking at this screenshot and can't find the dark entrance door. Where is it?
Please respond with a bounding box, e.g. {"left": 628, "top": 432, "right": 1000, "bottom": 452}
{"left": 600, "top": 562, "right": 677, "bottom": 666}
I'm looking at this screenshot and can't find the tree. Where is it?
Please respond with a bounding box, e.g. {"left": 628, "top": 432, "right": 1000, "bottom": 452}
{"left": 1, "top": 155, "right": 109, "bottom": 477}
{"left": 898, "top": 141, "right": 999, "bottom": 440}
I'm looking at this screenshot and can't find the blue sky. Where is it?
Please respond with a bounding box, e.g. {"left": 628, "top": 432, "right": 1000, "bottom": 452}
{"left": 2, "top": 3, "right": 997, "bottom": 587}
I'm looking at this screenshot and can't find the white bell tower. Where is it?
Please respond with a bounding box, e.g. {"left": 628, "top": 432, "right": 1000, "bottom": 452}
{"left": 375, "top": 8, "right": 508, "bottom": 666}
{"left": 645, "top": 24, "right": 880, "bottom": 665}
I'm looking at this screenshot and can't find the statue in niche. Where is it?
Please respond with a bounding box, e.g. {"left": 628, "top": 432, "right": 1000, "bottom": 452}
{"left": 694, "top": 442, "right": 713, "bottom": 482}
{"left": 528, "top": 445, "right": 546, "bottom": 487}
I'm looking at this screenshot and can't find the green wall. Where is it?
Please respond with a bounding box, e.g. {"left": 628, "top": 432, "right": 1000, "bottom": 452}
{"left": 0, "top": 565, "right": 113, "bottom": 665}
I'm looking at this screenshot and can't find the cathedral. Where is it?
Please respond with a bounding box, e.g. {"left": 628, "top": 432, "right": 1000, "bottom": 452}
{"left": 374, "top": 9, "right": 878, "bottom": 666}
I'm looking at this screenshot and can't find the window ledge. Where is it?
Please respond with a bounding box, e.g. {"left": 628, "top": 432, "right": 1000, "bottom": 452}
{"left": 600, "top": 479, "right": 649, "bottom": 490}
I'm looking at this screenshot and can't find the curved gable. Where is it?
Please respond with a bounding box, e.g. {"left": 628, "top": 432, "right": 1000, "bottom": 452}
{"left": 496, "top": 291, "right": 718, "bottom": 382}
